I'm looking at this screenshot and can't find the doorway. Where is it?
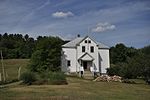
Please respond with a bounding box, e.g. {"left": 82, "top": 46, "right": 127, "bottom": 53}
{"left": 83, "top": 61, "right": 87, "bottom": 70}
{"left": 83, "top": 61, "right": 91, "bottom": 71}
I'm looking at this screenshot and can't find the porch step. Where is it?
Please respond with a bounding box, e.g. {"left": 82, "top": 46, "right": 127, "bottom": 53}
{"left": 84, "top": 71, "right": 94, "bottom": 80}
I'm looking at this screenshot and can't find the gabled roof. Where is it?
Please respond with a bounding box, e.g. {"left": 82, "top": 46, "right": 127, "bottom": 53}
{"left": 62, "top": 37, "right": 84, "bottom": 48}
{"left": 97, "top": 42, "right": 110, "bottom": 49}
{"left": 62, "top": 36, "right": 109, "bottom": 49}
{"left": 78, "top": 52, "right": 94, "bottom": 61}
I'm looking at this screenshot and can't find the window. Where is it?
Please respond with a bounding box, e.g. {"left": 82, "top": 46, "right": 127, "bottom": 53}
{"left": 90, "top": 46, "right": 94, "bottom": 53}
{"left": 85, "top": 40, "right": 87, "bottom": 43}
{"left": 82, "top": 46, "right": 85, "bottom": 52}
{"left": 88, "top": 40, "right": 91, "bottom": 43}
{"left": 67, "top": 60, "right": 71, "bottom": 66}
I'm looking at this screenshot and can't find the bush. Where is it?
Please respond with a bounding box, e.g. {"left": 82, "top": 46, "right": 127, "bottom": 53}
{"left": 20, "top": 71, "right": 67, "bottom": 85}
{"left": 40, "top": 71, "right": 67, "bottom": 85}
{"left": 20, "top": 71, "right": 36, "bottom": 85}
{"left": 107, "top": 63, "right": 139, "bottom": 79}
{"left": 106, "top": 64, "right": 120, "bottom": 76}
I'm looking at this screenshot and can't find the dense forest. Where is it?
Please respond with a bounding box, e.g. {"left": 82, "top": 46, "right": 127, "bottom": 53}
{"left": 0, "top": 33, "right": 150, "bottom": 79}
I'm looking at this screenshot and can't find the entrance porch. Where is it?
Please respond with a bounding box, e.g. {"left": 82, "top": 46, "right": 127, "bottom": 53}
{"left": 78, "top": 53, "right": 95, "bottom": 79}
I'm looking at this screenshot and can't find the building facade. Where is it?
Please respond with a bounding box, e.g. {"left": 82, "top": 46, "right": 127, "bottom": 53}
{"left": 61, "top": 36, "right": 110, "bottom": 76}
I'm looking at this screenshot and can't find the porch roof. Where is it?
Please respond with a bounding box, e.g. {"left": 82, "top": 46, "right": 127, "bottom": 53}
{"left": 78, "top": 52, "right": 94, "bottom": 61}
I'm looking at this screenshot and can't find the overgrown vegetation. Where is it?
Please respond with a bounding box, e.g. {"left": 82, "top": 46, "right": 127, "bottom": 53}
{"left": 107, "top": 44, "right": 150, "bottom": 81}
{"left": 19, "top": 71, "right": 67, "bottom": 85}
{"left": 39, "top": 71, "right": 67, "bottom": 85}
{"left": 20, "top": 71, "right": 36, "bottom": 85}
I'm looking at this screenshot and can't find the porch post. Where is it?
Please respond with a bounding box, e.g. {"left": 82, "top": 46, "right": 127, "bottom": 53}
{"left": 92, "top": 61, "right": 94, "bottom": 77}
{"left": 79, "top": 60, "right": 81, "bottom": 76}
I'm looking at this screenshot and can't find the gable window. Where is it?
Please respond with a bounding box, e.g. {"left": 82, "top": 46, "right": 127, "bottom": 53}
{"left": 85, "top": 40, "right": 87, "bottom": 43}
{"left": 90, "top": 46, "right": 94, "bottom": 53}
{"left": 88, "top": 40, "right": 91, "bottom": 43}
{"left": 67, "top": 60, "right": 71, "bottom": 66}
{"left": 82, "top": 46, "right": 85, "bottom": 52}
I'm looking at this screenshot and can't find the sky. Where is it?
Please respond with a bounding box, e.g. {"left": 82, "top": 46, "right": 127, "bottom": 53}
{"left": 0, "top": 0, "right": 150, "bottom": 48}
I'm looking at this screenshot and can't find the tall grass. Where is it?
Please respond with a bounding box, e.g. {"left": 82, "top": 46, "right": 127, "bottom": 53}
{"left": 0, "top": 59, "right": 29, "bottom": 81}
{"left": 40, "top": 71, "right": 67, "bottom": 85}
{"left": 20, "top": 71, "right": 36, "bottom": 85}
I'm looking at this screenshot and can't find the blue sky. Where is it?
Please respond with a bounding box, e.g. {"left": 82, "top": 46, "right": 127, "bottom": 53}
{"left": 0, "top": 0, "right": 150, "bottom": 48}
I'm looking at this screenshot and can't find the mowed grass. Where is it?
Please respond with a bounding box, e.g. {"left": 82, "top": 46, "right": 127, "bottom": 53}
{"left": 0, "top": 77, "right": 150, "bottom": 100}
{"left": 0, "top": 59, "right": 29, "bottom": 80}
{"left": 0, "top": 59, "right": 150, "bottom": 100}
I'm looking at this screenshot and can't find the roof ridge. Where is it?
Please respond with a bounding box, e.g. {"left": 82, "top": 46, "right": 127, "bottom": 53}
{"left": 62, "top": 36, "right": 109, "bottom": 49}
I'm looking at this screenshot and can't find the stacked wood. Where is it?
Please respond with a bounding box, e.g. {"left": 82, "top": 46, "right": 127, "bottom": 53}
{"left": 93, "top": 75, "right": 122, "bottom": 82}
{"left": 111, "top": 75, "right": 122, "bottom": 82}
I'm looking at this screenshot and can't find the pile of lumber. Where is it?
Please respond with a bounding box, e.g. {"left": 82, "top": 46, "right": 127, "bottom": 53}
{"left": 93, "top": 75, "right": 122, "bottom": 82}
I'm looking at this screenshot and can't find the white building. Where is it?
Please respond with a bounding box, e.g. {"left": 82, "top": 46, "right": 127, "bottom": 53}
{"left": 61, "top": 36, "right": 110, "bottom": 76}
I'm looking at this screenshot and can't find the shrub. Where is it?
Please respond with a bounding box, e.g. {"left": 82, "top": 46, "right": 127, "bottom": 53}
{"left": 20, "top": 71, "right": 36, "bottom": 85}
{"left": 40, "top": 71, "right": 67, "bottom": 85}
{"left": 107, "top": 63, "right": 137, "bottom": 79}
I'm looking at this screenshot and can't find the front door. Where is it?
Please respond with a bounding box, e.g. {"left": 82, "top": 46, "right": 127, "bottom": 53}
{"left": 83, "top": 61, "right": 88, "bottom": 71}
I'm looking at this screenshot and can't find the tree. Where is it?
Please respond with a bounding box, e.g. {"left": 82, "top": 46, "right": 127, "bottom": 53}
{"left": 0, "top": 33, "right": 35, "bottom": 59}
{"left": 140, "top": 45, "right": 150, "bottom": 79}
{"left": 24, "top": 34, "right": 29, "bottom": 41}
{"left": 108, "top": 44, "right": 150, "bottom": 79}
{"left": 110, "top": 43, "right": 128, "bottom": 64}
{"left": 110, "top": 43, "right": 137, "bottom": 64}
{"left": 29, "top": 36, "right": 64, "bottom": 72}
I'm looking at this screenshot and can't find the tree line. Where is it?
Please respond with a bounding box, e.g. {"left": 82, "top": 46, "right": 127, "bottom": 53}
{"left": 0, "top": 33, "right": 35, "bottom": 58}
{"left": 108, "top": 43, "right": 150, "bottom": 80}
{"left": 0, "top": 33, "right": 65, "bottom": 71}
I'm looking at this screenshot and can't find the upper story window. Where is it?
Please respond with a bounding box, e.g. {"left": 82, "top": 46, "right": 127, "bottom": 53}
{"left": 82, "top": 46, "right": 85, "bottom": 52}
{"left": 88, "top": 40, "right": 91, "bottom": 43}
{"left": 85, "top": 40, "right": 87, "bottom": 43}
{"left": 67, "top": 60, "right": 71, "bottom": 66}
{"left": 90, "top": 46, "right": 94, "bottom": 53}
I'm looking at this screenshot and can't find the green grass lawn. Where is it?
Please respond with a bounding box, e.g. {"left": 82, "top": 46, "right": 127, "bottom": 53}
{"left": 0, "top": 77, "right": 150, "bottom": 100}
{"left": 0, "top": 59, "right": 29, "bottom": 81}
{"left": 0, "top": 59, "right": 150, "bottom": 100}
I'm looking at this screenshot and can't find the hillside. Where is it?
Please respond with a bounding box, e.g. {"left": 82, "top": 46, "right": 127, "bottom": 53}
{"left": 0, "top": 59, "right": 29, "bottom": 81}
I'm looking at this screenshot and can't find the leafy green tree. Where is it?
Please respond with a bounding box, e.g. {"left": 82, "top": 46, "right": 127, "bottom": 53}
{"left": 110, "top": 43, "right": 137, "bottom": 64}
{"left": 108, "top": 44, "right": 150, "bottom": 79}
{"left": 29, "top": 36, "right": 64, "bottom": 72}
{"left": 140, "top": 45, "right": 150, "bottom": 79}
{"left": 0, "top": 33, "right": 35, "bottom": 59}
{"left": 24, "top": 34, "right": 29, "bottom": 41}
{"left": 110, "top": 43, "right": 128, "bottom": 64}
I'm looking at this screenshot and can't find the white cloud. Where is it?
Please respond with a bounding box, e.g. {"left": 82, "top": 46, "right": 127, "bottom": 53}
{"left": 92, "top": 22, "right": 116, "bottom": 33}
{"left": 52, "top": 11, "right": 74, "bottom": 18}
